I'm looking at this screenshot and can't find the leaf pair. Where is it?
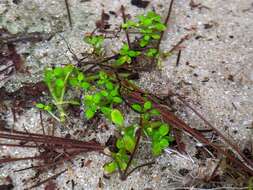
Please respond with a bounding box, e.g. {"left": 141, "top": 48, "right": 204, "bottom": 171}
{"left": 116, "top": 44, "right": 140, "bottom": 65}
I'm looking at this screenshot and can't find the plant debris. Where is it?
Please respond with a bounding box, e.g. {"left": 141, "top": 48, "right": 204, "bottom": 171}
{"left": 131, "top": 0, "right": 150, "bottom": 8}
{"left": 0, "top": 176, "right": 14, "bottom": 190}
{"left": 96, "top": 10, "right": 111, "bottom": 31}
{"left": 0, "top": 43, "right": 23, "bottom": 81}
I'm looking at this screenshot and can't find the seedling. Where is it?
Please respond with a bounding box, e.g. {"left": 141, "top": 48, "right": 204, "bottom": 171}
{"left": 36, "top": 10, "right": 173, "bottom": 179}
{"left": 84, "top": 35, "right": 105, "bottom": 56}
{"left": 122, "top": 11, "right": 166, "bottom": 48}
{"left": 104, "top": 100, "right": 173, "bottom": 176}
{"left": 116, "top": 43, "right": 140, "bottom": 65}
{"left": 36, "top": 65, "right": 85, "bottom": 122}
{"left": 83, "top": 71, "right": 124, "bottom": 126}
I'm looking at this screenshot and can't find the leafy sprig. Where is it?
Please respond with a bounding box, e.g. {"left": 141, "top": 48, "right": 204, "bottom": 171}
{"left": 122, "top": 11, "right": 166, "bottom": 49}
{"left": 36, "top": 10, "right": 172, "bottom": 179}
{"left": 36, "top": 65, "right": 81, "bottom": 122}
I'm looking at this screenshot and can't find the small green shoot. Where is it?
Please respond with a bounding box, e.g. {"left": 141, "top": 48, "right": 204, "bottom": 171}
{"left": 84, "top": 35, "right": 105, "bottom": 56}
{"left": 36, "top": 65, "right": 83, "bottom": 122}
{"left": 122, "top": 11, "right": 166, "bottom": 48}
{"left": 116, "top": 43, "right": 140, "bottom": 65}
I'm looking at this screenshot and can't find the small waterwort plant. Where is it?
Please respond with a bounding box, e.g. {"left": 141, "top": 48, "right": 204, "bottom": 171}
{"left": 36, "top": 65, "right": 79, "bottom": 122}
{"left": 36, "top": 9, "right": 173, "bottom": 179}
{"left": 122, "top": 11, "right": 166, "bottom": 48}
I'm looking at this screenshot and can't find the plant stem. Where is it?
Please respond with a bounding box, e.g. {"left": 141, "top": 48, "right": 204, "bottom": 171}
{"left": 121, "top": 127, "right": 142, "bottom": 180}
{"left": 120, "top": 5, "right": 131, "bottom": 48}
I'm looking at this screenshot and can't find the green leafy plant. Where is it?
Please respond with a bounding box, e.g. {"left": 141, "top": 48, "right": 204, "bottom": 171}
{"left": 36, "top": 65, "right": 84, "bottom": 122}
{"left": 104, "top": 124, "right": 138, "bottom": 175}
{"left": 132, "top": 101, "right": 172, "bottom": 155}
{"left": 122, "top": 11, "right": 166, "bottom": 48}
{"left": 36, "top": 10, "right": 173, "bottom": 180}
{"left": 83, "top": 71, "right": 124, "bottom": 126}
{"left": 104, "top": 100, "right": 173, "bottom": 176}
{"left": 116, "top": 43, "right": 140, "bottom": 65}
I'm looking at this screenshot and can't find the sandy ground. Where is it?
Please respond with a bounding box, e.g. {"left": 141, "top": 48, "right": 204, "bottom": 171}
{"left": 0, "top": 0, "right": 253, "bottom": 189}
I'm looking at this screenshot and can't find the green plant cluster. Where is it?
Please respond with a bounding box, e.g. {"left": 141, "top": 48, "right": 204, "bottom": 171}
{"left": 83, "top": 71, "right": 124, "bottom": 126}
{"left": 36, "top": 65, "right": 81, "bottom": 122}
{"left": 132, "top": 101, "right": 173, "bottom": 156}
{"left": 122, "top": 11, "right": 166, "bottom": 48}
{"left": 116, "top": 43, "right": 140, "bottom": 65}
{"left": 37, "top": 10, "right": 172, "bottom": 178}
{"left": 104, "top": 101, "right": 173, "bottom": 175}
{"left": 104, "top": 124, "right": 137, "bottom": 174}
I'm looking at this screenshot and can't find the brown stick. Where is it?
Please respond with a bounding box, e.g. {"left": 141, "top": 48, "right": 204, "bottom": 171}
{"left": 64, "top": 0, "right": 72, "bottom": 28}
{"left": 26, "top": 169, "right": 67, "bottom": 190}
{"left": 120, "top": 5, "right": 131, "bottom": 48}
{"left": 156, "top": 0, "right": 175, "bottom": 52}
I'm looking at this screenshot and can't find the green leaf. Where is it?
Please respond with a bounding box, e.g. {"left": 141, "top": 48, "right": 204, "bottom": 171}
{"left": 104, "top": 162, "right": 117, "bottom": 174}
{"left": 116, "top": 55, "right": 128, "bottom": 65}
{"left": 69, "top": 78, "right": 78, "bottom": 87}
{"left": 63, "top": 65, "right": 73, "bottom": 74}
{"left": 142, "top": 18, "right": 152, "bottom": 26}
{"left": 93, "top": 93, "right": 101, "bottom": 104}
{"left": 155, "top": 23, "right": 167, "bottom": 31}
{"left": 101, "top": 107, "right": 111, "bottom": 118}
{"left": 145, "top": 127, "right": 153, "bottom": 136}
{"left": 152, "top": 131, "right": 161, "bottom": 142}
{"left": 44, "top": 69, "right": 53, "bottom": 83}
{"left": 81, "top": 82, "right": 90, "bottom": 90}
{"left": 126, "top": 56, "right": 132, "bottom": 63}
{"left": 85, "top": 109, "right": 95, "bottom": 120}
{"left": 131, "top": 104, "right": 142, "bottom": 112}
{"left": 146, "top": 48, "right": 158, "bottom": 57}
{"left": 147, "top": 11, "right": 158, "bottom": 19}
{"left": 123, "top": 135, "right": 135, "bottom": 153}
{"left": 84, "top": 95, "right": 93, "bottom": 102}
{"left": 115, "top": 150, "right": 129, "bottom": 170}
{"left": 77, "top": 72, "right": 84, "bottom": 81}
{"left": 105, "top": 82, "right": 114, "bottom": 90}
{"left": 113, "top": 97, "right": 123, "bottom": 104}
{"left": 159, "top": 138, "right": 169, "bottom": 149}
{"left": 120, "top": 44, "right": 129, "bottom": 55}
{"left": 128, "top": 50, "right": 139, "bottom": 57}
{"left": 117, "top": 160, "right": 127, "bottom": 171}
{"left": 111, "top": 109, "right": 124, "bottom": 126}
{"left": 36, "top": 103, "right": 45, "bottom": 109}
{"left": 122, "top": 20, "right": 136, "bottom": 29}
{"left": 110, "top": 87, "right": 119, "bottom": 96}
{"left": 44, "top": 105, "right": 52, "bottom": 111}
{"left": 101, "top": 90, "right": 109, "bottom": 97}
{"left": 150, "top": 121, "right": 162, "bottom": 128}
{"left": 140, "top": 39, "right": 149, "bottom": 47}
{"left": 143, "top": 35, "right": 150, "bottom": 41}
{"left": 152, "top": 142, "right": 162, "bottom": 156}
{"left": 150, "top": 109, "right": 160, "bottom": 116}
{"left": 53, "top": 67, "right": 63, "bottom": 76}
{"left": 99, "top": 71, "right": 107, "bottom": 80}
{"left": 143, "top": 113, "right": 150, "bottom": 121}
{"left": 116, "top": 139, "right": 124, "bottom": 149}
{"left": 151, "top": 33, "right": 161, "bottom": 40}
{"left": 55, "top": 79, "right": 64, "bottom": 87}
{"left": 144, "top": 101, "right": 152, "bottom": 110}
{"left": 159, "top": 124, "right": 169, "bottom": 136}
